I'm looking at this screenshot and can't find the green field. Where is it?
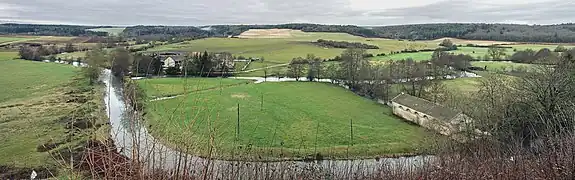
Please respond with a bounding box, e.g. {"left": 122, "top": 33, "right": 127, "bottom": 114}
{"left": 471, "top": 61, "right": 534, "bottom": 72}
{"left": 371, "top": 44, "right": 574, "bottom": 62}
{"left": 86, "top": 27, "right": 126, "bottom": 36}
{"left": 146, "top": 31, "right": 573, "bottom": 76}
{"left": 147, "top": 31, "right": 436, "bottom": 73}
{"left": 0, "top": 36, "right": 36, "bottom": 44}
{"left": 142, "top": 79, "right": 434, "bottom": 159}
{"left": 0, "top": 57, "right": 77, "bottom": 167}
{"left": 138, "top": 77, "right": 253, "bottom": 97}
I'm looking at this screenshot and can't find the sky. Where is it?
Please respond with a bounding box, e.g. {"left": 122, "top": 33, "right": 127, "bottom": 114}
{"left": 0, "top": 0, "right": 573, "bottom": 26}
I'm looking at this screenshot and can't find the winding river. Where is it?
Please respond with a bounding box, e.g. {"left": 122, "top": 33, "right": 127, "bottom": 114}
{"left": 101, "top": 69, "right": 433, "bottom": 178}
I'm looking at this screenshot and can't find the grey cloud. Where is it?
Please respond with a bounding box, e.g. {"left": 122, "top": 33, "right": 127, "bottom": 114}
{"left": 0, "top": 0, "right": 573, "bottom": 26}
{"left": 366, "top": 0, "right": 575, "bottom": 25}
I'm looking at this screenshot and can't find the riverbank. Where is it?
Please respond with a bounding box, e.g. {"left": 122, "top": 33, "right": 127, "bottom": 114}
{"left": 0, "top": 59, "right": 110, "bottom": 178}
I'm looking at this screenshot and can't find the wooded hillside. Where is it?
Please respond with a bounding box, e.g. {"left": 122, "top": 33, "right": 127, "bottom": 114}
{"left": 123, "top": 23, "right": 575, "bottom": 43}
{"left": 370, "top": 23, "right": 575, "bottom": 43}
{"left": 0, "top": 24, "right": 109, "bottom": 36}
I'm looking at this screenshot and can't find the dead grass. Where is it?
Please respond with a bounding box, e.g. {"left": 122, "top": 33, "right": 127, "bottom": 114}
{"left": 237, "top": 29, "right": 301, "bottom": 38}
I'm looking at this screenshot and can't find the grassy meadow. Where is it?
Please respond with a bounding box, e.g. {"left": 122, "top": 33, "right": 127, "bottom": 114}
{"left": 471, "top": 61, "right": 534, "bottom": 72}
{"left": 147, "top": 30, "right": 573, "bottom": 76}
{"left": 0, "top": 57, "right": 77, "bottom": 167}
{"left": 138, "top": 77, "right": 253, "bottom": 97}
{"left": 147, "top": 30, "right": 437, "bottom": 73}
{"left": 142, "top": 79, "right": 434, "bottom": 159}
{"left": 0, "top": 36, "right": 37, "bottom": 44}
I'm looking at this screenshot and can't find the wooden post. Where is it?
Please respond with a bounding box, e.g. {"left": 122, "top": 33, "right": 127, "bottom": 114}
{"left": 350, "top": 119, "right": 353, "bottom": 147}
{"left": 236, "top": 103, "right": 240, "bottom": 140}
{"left": 260, "top": 93, "right": 264, "bottom": 111}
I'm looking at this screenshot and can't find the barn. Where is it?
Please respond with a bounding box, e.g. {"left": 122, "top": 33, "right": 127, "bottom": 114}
{"left": 390, "top": 93, "right": 472, "bottom": 136}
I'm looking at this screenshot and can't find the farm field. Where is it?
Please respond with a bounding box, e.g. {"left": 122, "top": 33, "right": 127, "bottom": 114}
{"left": 0, "top": 51, "right": 18, "bottom": 60}
{"left": 371, "top": 44, "right": 574, "bottom": 62}
{"left": 138, "top": 77, "right": 254, "bottom": 98}
{"left": 0, "top": 57, "right": 77, "bottom": 167}
{"left": 471, "top": 61, "right": 534, "bottom": 71}
{"left": 147, "top": 30, "right": 437, "bottom": 72}
{"left": 0, "top": 36, "right": 37, "bottom": 44}
{"left": 147, "top": 30, "right": 572, "bottom": 76}
{"left": 143, "top": 79, "right": 434, "bottom": 159}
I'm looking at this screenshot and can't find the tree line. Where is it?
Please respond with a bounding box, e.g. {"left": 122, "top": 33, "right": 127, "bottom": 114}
{"left": 0, "top": 23, "right": 109, "bottom": 36}
{"left": 371, "top": 23, "right": 575, "bottom": 43}
{"left": 123, "top": 23, "right": 575, "bottom": 43}
{"left": 18, "top": 43, "right": 79, "bottom": 61}
{"left": 285, "top": 48, "right": 470, "bottom": 101}
{"left": 313, "top": 39, "right": 379, "bottom": 49}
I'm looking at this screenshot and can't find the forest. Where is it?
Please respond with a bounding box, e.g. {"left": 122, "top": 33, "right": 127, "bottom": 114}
{"left": 0, "top": 24, "right": 109, "bottom": 36}
{"left": 313, "top": 39, "right": 379, "bottom": 49}
{"left": 371, "top": 23, "right": 575, "bottom": 43}
{"left": 123, "top": 23, "right": 575, "bottom": 43}
{"left": 122, "top": 26, "right": 213, "bottom": 41}
{"left": 3, "top": 23, "right": 575, "bottom": 43}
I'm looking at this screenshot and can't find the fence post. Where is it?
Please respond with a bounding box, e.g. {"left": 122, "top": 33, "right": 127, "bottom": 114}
{"left": 237, "top": 103, "right": 240, "bottom": 140}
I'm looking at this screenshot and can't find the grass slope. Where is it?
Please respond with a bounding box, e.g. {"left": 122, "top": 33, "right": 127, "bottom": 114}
{"left": 144, "top": 80, "right": 433, "bottom": 159}
{"left": 0, "top": 59, "right": 76, "bottom": 167}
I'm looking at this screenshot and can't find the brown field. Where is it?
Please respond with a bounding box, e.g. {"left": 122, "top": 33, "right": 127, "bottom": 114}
{"left": 237, "top": 29, "right": 301, "bottom": 38}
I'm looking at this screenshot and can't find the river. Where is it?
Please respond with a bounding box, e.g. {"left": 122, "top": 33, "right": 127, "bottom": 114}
{"left": 102, "top": 69, "right": 433, "bottom": 179}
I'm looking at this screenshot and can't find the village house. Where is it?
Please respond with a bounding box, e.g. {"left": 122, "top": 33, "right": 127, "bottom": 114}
{"left": 157, "top": 51, "right": 235, "bottom": 72}
{"left": 390, "top": 93, "right": 473, "bottom": 136}
{"left": 158, "top": 52, "right": 185, "bottom": 69}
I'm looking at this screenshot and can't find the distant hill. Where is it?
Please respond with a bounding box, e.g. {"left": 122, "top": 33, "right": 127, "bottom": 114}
{"left": 370, "top": 23, "right": 575, "bottom": 43}
{"left": 120, "top": 23, "right": 575, "bottom": 43}
{"left": 0, "top": 24, "right": 110, "bottom": 36}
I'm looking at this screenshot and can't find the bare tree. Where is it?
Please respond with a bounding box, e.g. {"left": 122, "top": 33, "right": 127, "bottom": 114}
{"left": 340, "top": 48, "right": 369, "bottom": 90}
{"left": 287, "top": 57, "right": 305, "bottom": 81}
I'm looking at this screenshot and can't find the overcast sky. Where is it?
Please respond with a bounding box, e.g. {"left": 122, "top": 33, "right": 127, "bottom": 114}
{"left": 0, "top": 0, "right": 573, "bottom": 26}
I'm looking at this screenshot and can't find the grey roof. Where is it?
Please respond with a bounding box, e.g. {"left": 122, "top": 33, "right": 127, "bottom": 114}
{"left": 391, "top": 93, "right": 461, "bottom": 122}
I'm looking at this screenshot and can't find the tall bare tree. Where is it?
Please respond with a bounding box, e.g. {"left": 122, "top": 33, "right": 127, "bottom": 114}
{"left": 340, "top": 48, "right": 368, "bottom": 90}
{"left": 287, "top": 57, "right": 305, "bottom": 81}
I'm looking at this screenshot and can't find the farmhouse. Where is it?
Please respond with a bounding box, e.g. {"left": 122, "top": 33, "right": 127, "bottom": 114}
{"left": 162, "top": 56, "right": 184, "bottom": 68}
{"left": 390, "top": 93, "right": 472, "bottom": 136}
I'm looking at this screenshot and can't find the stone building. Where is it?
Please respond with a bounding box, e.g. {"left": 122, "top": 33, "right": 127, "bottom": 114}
{"left": 390, "top": 93, "right": 472, "bottom": 136}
